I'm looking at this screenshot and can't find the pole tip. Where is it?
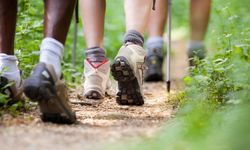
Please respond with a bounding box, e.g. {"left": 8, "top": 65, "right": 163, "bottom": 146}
{"left": 167, "top": 81, "right": 171, "bottom": 93}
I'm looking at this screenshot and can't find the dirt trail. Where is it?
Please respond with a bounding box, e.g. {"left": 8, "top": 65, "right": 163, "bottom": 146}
{"left": 0, "top": 41, "right": 188, "bottom": 150}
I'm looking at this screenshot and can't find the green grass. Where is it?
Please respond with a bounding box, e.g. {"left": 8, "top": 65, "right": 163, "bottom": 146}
{"left": 109, "top": 0, "right": 250, "bottom": 149}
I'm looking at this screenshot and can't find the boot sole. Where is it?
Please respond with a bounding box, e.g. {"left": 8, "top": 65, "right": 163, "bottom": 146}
{"left": 85, "top": 90, "right": 103, "bottom": 99}
{"left": 111, "top": 56, "right": 144, "bottom": 106}
{"left": 24, "top": 76, "right": 76, "bottom": 124}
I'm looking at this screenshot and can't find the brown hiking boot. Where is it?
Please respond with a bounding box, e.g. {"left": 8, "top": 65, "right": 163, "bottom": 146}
{"left": 24, "top": 63, "right": 76, "bottom": 124}
{"left": 111, "top": 43, "right": 146, "bottom": 106}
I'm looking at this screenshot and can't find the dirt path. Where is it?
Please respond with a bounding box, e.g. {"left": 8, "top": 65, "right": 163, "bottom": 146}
{"left": 0, "top": 41, "right": 188, "bottom": 150}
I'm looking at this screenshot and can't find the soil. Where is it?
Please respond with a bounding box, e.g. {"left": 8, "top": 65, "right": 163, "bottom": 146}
{"left": 0, "top": 41, "right": 188, "bottom": 150}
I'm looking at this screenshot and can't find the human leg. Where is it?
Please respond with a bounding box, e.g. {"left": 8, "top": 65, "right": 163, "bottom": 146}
{"left": 125, "top": 0, "right": 152, "bottom": 34}
{"left": 111, "top": 0, "right": 152, "bottom": 105}
{"left": 190, "top": 0, "right": 211, "bottom": 41}
{"left": 24, "top": 0, "right": 77, "bottom": 124}
{"left": 0, "top": 0, "right": 23, "bottom": 104}
{"left": 80, "top": 0, "right": 111, "bottom": 100}
{"left": 80, "top": 0, "right": 105, "bottom": 48}
{"left": 147, "top": 0, "right": 168, "bottom": 37}
{"left": 40, "top": 0, "right": 77, "bottom": 78}
{"left": 0, "top": 0, "right": 17, "bottom": 55}
{"left": 188, "top": 0, "right": 211, "bottom": 64}
{"left": 145, "top": 0, "right": 168, "bottom": 81}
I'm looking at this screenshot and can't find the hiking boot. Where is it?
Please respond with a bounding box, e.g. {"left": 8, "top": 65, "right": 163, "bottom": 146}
{"left": 83, "top": 59, "right": 112, "bottom": 99}
{"left": 144, "top": 48, "right": 163, "bottom": 82}
{"left": 24, "top": 62, "right": 76, "bottom": 124}
{"left": 111, "top": 43, "right": 146, "bottom": 106}
{"left": 0, "top": 72, "right": 23, "bottom": 106}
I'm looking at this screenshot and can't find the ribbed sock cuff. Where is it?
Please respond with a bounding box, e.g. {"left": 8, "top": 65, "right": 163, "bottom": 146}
{"left": 123, "top": 30, "right": 144, "bottom": 46}
{"left": 0, "top": 53, "right": 18, "bottom": 72}
{"left": 187, "top": 40, "right": 206, "bottom": 59}
{"left": 187, "top": 40, "right": 205, "bottom": 51}
{"left": 39, "top": 37, "right": 64, "bottom": 78}
{"left": 40, "top": 37, "right": 64, "bottom": 59}
{"left": 146, "top": 36, "right": 164, "bottom": 50}
{"left": 146, "top": 36, "right": 164, "bottom": 56}
{"left": 85, "top": 47, "right": 106, "bottom": 63}
{"left": 0, "top": 53, "right": 17, "bottom": 61}
{"left": 0, "top": 53, "right": 21, "bottom": 87}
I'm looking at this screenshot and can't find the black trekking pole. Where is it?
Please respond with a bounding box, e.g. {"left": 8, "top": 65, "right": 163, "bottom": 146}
{"left": 166, "top": 0, "right": 172, "bottom": 93}
{"left": 72, "top": 0, "right": 79, "bottom": 83}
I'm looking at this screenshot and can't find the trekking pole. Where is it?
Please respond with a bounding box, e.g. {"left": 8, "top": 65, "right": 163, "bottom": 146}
{"left": 72, "top": 0, "right": 79, "bottom": 82}
{"left": 166, "top": 0, "right": 172, "bottom": 93}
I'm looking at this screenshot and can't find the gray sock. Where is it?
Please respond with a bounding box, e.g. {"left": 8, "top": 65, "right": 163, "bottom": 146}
{"left": 85, "top": 47, "right": 107, "bottom": 65}
{"left": 123, "top": 30, "right": 144, "bottom": 46}
{"left": 146, "top": 36, "right": 164, "bottom": 57}
{"left": 187, "top": 41, "right": 206, "bottom": 59}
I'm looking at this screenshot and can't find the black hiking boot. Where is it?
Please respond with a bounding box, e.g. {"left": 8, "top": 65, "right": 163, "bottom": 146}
{"left": 24, "top": 63, "right": 76, "bottom": 124}
{"left": 0, "top": 74, "right": 23, "bottom": 106}
{"left": 144, "top": 48, "right": 163, "bottom": 82}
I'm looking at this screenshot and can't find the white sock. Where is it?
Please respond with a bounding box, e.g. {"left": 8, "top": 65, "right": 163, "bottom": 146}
{"left": 39, "top": 37, "right": 64, "bottom": 78}
{"left": 0, "top": 53, "right": 21, "bottom": 87}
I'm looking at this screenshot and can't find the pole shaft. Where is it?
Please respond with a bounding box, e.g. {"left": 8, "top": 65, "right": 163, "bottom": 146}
{"left": 72, "top": 1, "right": 78, "bottom": 82}
{"left": 167, "top": 0, "right": 172, "bottom": 92}
{"left": 72, "top": 20, "right": 77, "bottom": 66}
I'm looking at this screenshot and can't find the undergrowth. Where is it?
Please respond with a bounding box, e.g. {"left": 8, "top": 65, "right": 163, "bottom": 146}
{"left": 110, "top": 0, "right": 250, "bottom": 149}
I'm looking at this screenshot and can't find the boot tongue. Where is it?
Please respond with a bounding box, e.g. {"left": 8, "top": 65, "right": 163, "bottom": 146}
{"left": 87, "top": 59, "right": 109, "bottom": 69}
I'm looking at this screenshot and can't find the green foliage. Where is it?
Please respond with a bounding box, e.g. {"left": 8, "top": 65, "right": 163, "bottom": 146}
{"left": 166, "top": 91, "right": 186, "bottom": 108}
{"left": 0, "top": 100, "right": 29, "bottom": 117}
{"left": 185, "top": 56, "right": 235, "bottom": 103}
{"left": 0, "top": 93, "right": 9, "bottom": 106}
{"left": 110, "top": 0, "right": 250, "bottom": 149}
{"left": 16, "top": 0, "right": 43, "bottom": 78}
{"left": 0, "top": 0, "right": 43, "bottom": 115}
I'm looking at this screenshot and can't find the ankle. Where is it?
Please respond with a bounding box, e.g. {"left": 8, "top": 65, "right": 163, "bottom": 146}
{"left": 0, "top": 53, "right": 21, "bottom": 86}
{"left": 146, "top": 36, "right": 164, "bottom": 56}
{"left": 188, "top": 40, "right": 205, "bottom": 51}
{"left": 85, "top": 47, "right": 107, "bottom": 65}
{"left": 39, "top": 37, "right": 64, "bottom": 78}
{"left": 0, "top": 53, "right": 19, "bottom": 72}
{"left": 123, "top": 30, "right": 144, "bottom": 47}
{"left": 187, "top": 40, "right": 206, "bottom": 58}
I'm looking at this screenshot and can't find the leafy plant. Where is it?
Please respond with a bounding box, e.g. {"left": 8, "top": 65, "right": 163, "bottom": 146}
{"left": 109, "top": 0, "right": 250, "bottom": 149}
